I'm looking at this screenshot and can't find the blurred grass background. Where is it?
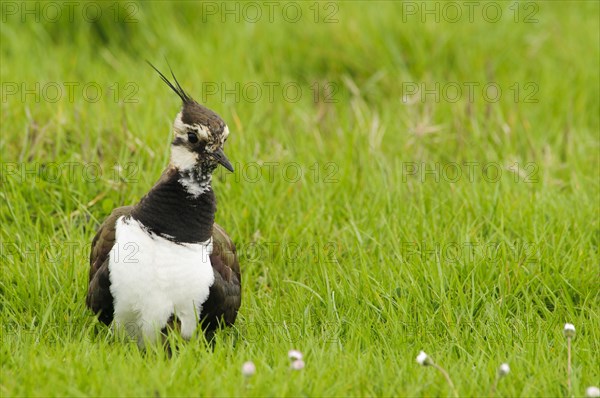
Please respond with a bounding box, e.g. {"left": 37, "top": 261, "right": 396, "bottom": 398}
{"left": 1, "top": 1, "right": 599, "bottom": 397}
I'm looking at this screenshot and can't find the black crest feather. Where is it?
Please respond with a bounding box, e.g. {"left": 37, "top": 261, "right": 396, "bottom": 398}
{"left": 146, "top": 60, "right": 192, "bottom": 104}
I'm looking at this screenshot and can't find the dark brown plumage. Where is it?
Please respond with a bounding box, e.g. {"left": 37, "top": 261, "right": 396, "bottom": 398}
{"left": 86, "top": 63, "right": 241, "bottom": 344}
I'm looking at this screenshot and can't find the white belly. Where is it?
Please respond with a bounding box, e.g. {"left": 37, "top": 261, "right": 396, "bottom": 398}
{"left": 108, "top": 216, "right": 215, "bottom": 345}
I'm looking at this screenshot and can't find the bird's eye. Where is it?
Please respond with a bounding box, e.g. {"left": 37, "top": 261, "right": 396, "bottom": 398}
{"left": 187, "top": 132, "right": 198, "bottom": 144}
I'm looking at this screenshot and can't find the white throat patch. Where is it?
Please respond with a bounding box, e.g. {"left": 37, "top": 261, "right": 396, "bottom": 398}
{"left": 170, "top": 145, "right": 198, "bottom": 171}
{"left": 179, "top": 173, "right": 211, "bottom": 197}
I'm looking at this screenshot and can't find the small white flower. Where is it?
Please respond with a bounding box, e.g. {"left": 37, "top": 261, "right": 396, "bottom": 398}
{"left": 416, "top": 350, "right": 431, "bottom": 366}
{"left": 498, "top": 363, "right": 510, "bottom": 377}
{"left": 288, "top": 349, "right": 303, "bottom": 361}
{"left": 242, "top": 361, "right": 256, "bottom": 377}
{"left": 586, "top": 386, "right": 600, "bottom": 398}
{"left": 291, "top": 359, "right": 305, "bottom": 370}
{"left": 563, "top": 323, "right": 576, "bottom": 338}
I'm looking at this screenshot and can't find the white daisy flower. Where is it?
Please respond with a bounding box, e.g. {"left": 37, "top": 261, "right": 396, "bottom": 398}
{"left": 586, "top": 386, "right": 600, "bottom": 398}
{"left": 291, "top": 359, "right": 305, "bottom": 370}
{"left": 242, "top": 361, "right": 256, "bottom": 377}
{"left": 563, "top": 323, "right": 576, "bottom": 338}
{"left": 288, "top": 349, "right": 303, "bottom": 361}
{"left": 498, "top": 363, "right": 510, "bottom": 377}
{"left": 416, "top": 351, "right": 431, "bottom": 366}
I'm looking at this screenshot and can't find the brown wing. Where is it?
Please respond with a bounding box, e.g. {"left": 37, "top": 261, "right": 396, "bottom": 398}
{"left": 86, "top": 206, "right": 133, "bottom": 325}
{"left": 201, "top": 223, "right": 242, "bottom": 332}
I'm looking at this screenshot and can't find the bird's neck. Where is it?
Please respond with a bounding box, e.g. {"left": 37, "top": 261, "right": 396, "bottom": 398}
{"left": 131, "top": 167, "right": 216, "bottom": 243}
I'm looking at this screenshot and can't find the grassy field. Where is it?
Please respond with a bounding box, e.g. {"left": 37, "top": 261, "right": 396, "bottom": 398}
{"left": 1, "top": 1, "right": 599, "bottom": 396}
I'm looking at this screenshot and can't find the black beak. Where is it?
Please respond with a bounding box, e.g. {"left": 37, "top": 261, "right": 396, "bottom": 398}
{"left": 211, "top": 148, "right": 234, "bottom": 172}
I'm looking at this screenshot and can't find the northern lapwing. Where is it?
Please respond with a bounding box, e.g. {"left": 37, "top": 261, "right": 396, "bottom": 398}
{"left": 86, "top": 63, "right": 241, "bottom": 348}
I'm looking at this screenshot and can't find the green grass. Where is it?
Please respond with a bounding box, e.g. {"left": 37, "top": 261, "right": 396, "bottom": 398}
{"left": 1, "top": 1, "right": 599, "bottom": 396}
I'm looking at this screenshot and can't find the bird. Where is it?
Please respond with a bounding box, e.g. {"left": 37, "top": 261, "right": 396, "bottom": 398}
{"left": 86, "top": 62, "right": 241, "bottom": 348}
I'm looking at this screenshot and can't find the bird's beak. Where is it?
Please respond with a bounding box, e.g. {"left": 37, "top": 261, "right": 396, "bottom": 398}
{"left": 211, "top": 148, "right": 234, "bottom": 172}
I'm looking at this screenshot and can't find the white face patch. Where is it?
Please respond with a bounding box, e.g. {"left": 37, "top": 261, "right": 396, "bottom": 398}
{"left": 108, "top": 216, "right": 215, "bottom": 346}
{"left": 170, "top": 145, "right": 198, "bottom": 171}
{"left": 222, "top": 125, "right": 230, "bottom": 141}
{"left": 173, "top": 111, "right": 186, "bottom": 135}
{"left": 173, "top": 112, "right": 210, "bottom": 140}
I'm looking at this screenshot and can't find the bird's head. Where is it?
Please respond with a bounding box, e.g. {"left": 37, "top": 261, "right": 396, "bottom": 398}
{"left": 148, "top": 62, "right": 234, "bottom": 175}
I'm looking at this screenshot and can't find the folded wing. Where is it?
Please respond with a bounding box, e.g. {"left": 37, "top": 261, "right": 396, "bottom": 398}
{"left": 86, "top": 206, "right": 133, "bottom": 325}
{"left": 202, "top": 223, "right": 242, "bottom": 332}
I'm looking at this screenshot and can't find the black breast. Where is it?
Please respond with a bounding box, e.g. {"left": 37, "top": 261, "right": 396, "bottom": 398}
{"left": 131, "top": 168, "right": 216, "bottom": 243}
